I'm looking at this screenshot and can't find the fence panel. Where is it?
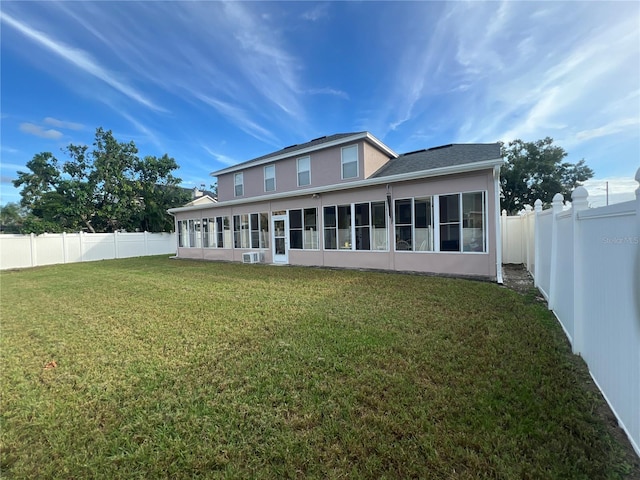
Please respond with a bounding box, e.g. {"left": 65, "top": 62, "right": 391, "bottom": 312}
{"left": 534, "top": 210, "right": 553, "bottom": 300}
{"left": 578, "top": 202, "right": 639, "bottom": 455}
{"left": 552, "top": 213, "right": 574, "bottom": 341}
{"left": 0, "top": 232, "right": 177, "bottom": 270}
{"left": 500, "top": 177, "right": 640, "bottom": 457}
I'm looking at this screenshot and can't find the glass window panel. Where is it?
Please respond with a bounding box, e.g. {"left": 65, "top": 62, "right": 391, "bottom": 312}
{"left": 250, "top": 213, "right": 260, "bottom": 248}
{"left": 304, "top": 208, "right": 318, "bottom": 249}
{"left": 395, "top": 199, "right": 412, "bottom": 225}
{"left": 216, "top": 217, "right": 223, "bottom": 248}
{"left": 463, "top": 192, "right": 485, "bottom": 252}
{"left": 323, "top": 206, "right": 337, "bottom": 250}
{"left": 372, "top": 202, "right": 386, "bottom": 228}
{"left": 297, "top": 157, "right": 310, "bottom": 186}
{"left": 354, "top": 203, "right": 369, "bottom": 226}
{"left": 323, "top": 206, "right": 336, "bottom": 227}
{"left": 290, "top": 209, "right": 302, "bottom": 229}
{"left": 395, "top": 226, "right": 412, "bottom": 250}
{"left": 337, "top": 205, "right": 351, "bottom": 249}
{"left": 260, "top": 213, "right": 269, "bottom": 248}
{"left": 234, "top": 173, "right": 243, "bottom": 197}
{"left": 440, "top": 194, "right": 459, "bottom": 223}
{"left": 341, "top": 145, "right": 358, "bottom": 179}
{"left": 440, "top": 224, "right": 460, "bottom": 251}
{"left": 290, "top": 230, "right": 303, "bottom": 249}
{"left": 264, "top": 165, "right": 275, "bottom": 192}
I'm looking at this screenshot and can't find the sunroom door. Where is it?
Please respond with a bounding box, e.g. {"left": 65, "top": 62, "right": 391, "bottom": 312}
{"left": 272, "top": 214, "right": 289, "bottom": 264}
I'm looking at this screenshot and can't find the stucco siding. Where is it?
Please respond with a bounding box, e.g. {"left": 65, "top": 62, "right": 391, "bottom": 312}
{"left": 363, "top": 142, "right": 392, "bottom": 179}
{"left": 174, "top": 168, "right": 499, "bottom": 279}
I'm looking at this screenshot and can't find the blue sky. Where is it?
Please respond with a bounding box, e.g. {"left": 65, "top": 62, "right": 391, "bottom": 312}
{"left": 1, "top": 1, "right": 639, "bottom": 207}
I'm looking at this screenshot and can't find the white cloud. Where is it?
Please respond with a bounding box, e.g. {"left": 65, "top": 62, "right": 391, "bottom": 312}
{"left": 576, "top": 118, "right": 640, "bottom": 141}
{"left": 19, "top": 122, "right": 63, "bottom": 140}
{"left": 201, "top": 145, "right": 237, "bottom": 167}
{"left": 43, "top": 117, "right": 83, "bottom": 130}
{"left": 301, "top": 4, "right": 329, "bottom": 22}
{"left": 194, "top": 92, "right": 279, "bottom": 146}
{"left": 307, "top": 87, "right": 349, "bottom": 100}
{"left": 1, "top": 10, "right": 164, "bottom": 112}
{"left": 582, "top": 177, "right": 638, "bottom": 207}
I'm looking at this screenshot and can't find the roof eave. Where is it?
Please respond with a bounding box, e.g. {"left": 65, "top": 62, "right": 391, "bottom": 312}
{"left": 169, "top": 157, "right": 502, "bottom": 214}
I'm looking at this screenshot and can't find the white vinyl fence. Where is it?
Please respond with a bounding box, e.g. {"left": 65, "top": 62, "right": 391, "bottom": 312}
{"left": 501, "top": 169, "right": 640, "bottom": 457}
{"left": 0, "top": 231, "right": 177, "bottom": 270}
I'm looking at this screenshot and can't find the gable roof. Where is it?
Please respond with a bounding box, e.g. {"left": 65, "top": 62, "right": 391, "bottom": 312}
{"left": 372, "top": 143, "right": 502, "bottom": 178}
{"left": 211, "top": 131, "right": 397, "bottom": 176}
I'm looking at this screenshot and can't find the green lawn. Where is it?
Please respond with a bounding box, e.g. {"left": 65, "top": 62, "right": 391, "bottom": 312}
{"left": 0, "top": 256, "right": 633, "bottom": 479}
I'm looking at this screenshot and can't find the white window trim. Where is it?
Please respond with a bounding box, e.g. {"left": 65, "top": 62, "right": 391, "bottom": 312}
{"left": 297, "top": 156, "right": 311, "bottom": 187}
{"left": 341, "top": 145, "right": 359, "bottom": 180}
{"left": 264, "top": 165, "right": 276, "bottom": 192}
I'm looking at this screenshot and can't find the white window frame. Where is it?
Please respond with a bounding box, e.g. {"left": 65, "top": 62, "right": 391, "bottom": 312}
{"left": 341, "top": 145, "right": 359, "bottom": 179}
{"left": 264, "top": 165, "right": 275, "bottom": 192}
{"left": 234, "top": 172, "right": 244, "bottom": 197}
{"left": 297, "top": 156, "right": 311, "bottom": 187}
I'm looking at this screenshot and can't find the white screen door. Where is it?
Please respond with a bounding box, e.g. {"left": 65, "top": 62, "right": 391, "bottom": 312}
{"left": 271, "top": 214, "right": 288, "bottom": 264}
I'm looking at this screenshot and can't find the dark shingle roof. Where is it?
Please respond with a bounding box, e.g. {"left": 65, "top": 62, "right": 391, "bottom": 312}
{"left": 371, "top": 143, "right": 501, "bottom": 178}
{"left": 234, "top": 132, "right": 365, "bottom": 167}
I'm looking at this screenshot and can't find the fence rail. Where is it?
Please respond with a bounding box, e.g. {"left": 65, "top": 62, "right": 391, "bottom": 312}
{"left": 500, "top": 169, "right": 640, "bottom": 458}
{"left": 0, "top": 231, "right": 177, "bottom": 270}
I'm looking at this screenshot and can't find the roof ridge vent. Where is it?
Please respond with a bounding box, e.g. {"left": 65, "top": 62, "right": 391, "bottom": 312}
{"left": 282, "top": 144, "right": 298, "bottom": 150}
{"left": 310, "top": 135, "right": 327, "bottom": 142}
{"left": 427, "top": 144, "right": 453, "bottom": 151}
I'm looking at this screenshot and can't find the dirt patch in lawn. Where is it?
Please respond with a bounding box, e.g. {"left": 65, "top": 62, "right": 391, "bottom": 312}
{"left": 502, "top": 263, "right": 640, "bottom": 478}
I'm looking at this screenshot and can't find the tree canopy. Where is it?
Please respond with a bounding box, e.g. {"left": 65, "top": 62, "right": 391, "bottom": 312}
{"left": 500, "top": 137, "right": 594, "bottom": 215}
{"left": 12, "top": 128, "right": 190, "bottom": 234}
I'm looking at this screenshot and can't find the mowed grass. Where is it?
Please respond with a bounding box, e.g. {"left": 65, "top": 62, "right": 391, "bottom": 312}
{"left": 0, "top": 256, "right": 632, "bottom": 479}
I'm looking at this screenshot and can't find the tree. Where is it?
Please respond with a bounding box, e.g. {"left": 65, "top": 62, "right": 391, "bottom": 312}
{"left": 500, "top": 137, "right": 594, "bottom": 214}
{"left": 13, "top": 128, "right": 190, "bottom": 234}
{"left": 0, "top": 202, "right": 26, "bottom": 233}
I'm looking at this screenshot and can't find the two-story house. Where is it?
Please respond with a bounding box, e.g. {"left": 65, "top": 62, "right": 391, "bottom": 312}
{"left": 168, "top": 132, "right": 504, "bottom": 281}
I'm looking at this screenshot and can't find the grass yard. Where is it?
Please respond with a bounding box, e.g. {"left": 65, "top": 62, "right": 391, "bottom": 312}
{"left": 0, "top": 256, "right": 634, "bottom": 479}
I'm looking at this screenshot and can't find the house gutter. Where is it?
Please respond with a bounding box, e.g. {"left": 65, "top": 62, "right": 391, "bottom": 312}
{"left": 169, "top": 158, "right": 503, "bottom": 214}
{"left": 210, "top": 132, "right": 399, "bottom": 177}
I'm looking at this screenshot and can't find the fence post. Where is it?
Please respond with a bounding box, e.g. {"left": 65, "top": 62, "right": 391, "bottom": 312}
{"left": 29, "top": 233, "right": 37, "bottom": 268}
{"left": 62, "top": 232, "right": 68, "bottom": 264}
{"left": 532, "top": 199, "right": 542, "bottom": 279}
{"left": 79, "top": 231, "right": 85, "bottom": 262}
{"left": 547, "top": 193, "right": 564, "bottom": 310}
{"left": 114, "top": 231, "right": 119, "bottom": 259}
{"left": 501, "top": 210, "right": 507, "bottom": 264}
{"left": 571, "top": 186, "right": 589, "bottom": 355}
{"left": 144, "top": 231, "right": 149, "bottom": 256}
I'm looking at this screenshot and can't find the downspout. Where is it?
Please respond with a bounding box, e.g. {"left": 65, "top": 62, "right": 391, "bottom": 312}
{"left": 494, "top": 165, "right": 504, "bottom": 284}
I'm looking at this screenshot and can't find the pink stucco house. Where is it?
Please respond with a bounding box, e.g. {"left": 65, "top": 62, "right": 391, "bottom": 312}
{"left": 169, "top": 132, "right": 503, "bottom": 281}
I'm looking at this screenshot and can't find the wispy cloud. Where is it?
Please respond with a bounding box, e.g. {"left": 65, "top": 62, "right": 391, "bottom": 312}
{"left": 119, "top": 112, "right": 164, "bottom": 152}
{"left": 201, "top": 145, "right": 238, "bottom": 167}
{"left": 194, "top": 92, "right": 279, "bottom": 146}
{"left": 301, "top": 3, "right": 329, "bottom": 22}
{"left": 308, "top": 87, "right": 349, "bottom": 100}
{"left": 0, "top": 10, "right": 164, "bottom": 112}
{"left": 43, "top": 117, "right": 83, "bottom": 130}
{"left": 19, "top": 122, "right": 63, "bottom": 140}
{"left": 576, "top": 118, "right": 640, "bottom": 141}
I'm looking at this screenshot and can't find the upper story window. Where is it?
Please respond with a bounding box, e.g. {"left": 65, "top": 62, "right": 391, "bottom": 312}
{"left": 297, "top": 156, "right": 311, "bottom": 186}
{"left": 341, "top": 145, "right": 358, "bottom": 179}
{"left": 234, "top": 172, "right": 244, "bottom": 197}
{"left": 264, "top": 165, "right": 275, "bottom": 192}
